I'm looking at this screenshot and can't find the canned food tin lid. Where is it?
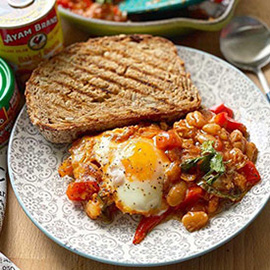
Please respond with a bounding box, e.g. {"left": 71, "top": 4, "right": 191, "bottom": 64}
{"left": 0, "top": 58, "right": 15, "bottom": 108}
{"left": 0, "top": 0, "right": 55, "bottom": 28}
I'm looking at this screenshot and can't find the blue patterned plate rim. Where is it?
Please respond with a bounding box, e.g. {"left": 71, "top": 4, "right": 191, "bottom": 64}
{"left": 58, "top": 0, "right": 235, "bottom": 27}
{"left": 8, "top": 46, "right": 270, "bottom": 267}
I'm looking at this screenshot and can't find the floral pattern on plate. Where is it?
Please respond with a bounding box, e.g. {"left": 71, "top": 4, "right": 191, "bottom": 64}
{"left": 8, "top": 47, "right": 270, "bottom": 266}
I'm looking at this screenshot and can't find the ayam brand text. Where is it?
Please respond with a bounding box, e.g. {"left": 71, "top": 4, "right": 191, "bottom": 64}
{"left": 3, "top": 15, "right": 57, "bottom": 44}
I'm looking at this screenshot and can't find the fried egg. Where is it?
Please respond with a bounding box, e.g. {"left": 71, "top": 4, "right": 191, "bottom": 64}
{"left": 93, "top": 132, "right": 170, "bottom": 216}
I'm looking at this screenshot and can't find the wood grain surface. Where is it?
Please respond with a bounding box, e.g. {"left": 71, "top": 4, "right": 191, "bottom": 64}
{"left": 0, "top": 0, "right": 270, "bottom": 269}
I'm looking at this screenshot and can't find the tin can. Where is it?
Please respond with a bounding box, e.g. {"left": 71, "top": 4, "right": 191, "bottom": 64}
{"left": 0, "top": 0, "right": 64, "bottom": 84}
{"left": 0, "top": 58, "right": 20, "bottom": 145}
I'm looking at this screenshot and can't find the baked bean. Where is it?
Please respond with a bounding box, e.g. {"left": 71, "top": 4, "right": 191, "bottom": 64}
{"left": 245, "top": 142, "right": 258, "bottom": 162}
{"left": 166, "top": 181, "right": 187, "bottom": 207}
{"left": 173, "top": 120, "right": 196, "bottom": 138}
{"left": 219, "top": 128, "right": 229, "bottom": 140}
{"left": 186, "top": 111, "right": 207, "bottom": 128}
{"left": 229, "top": 148, "right": 248, "bottom": 169}
{"left": 182, "top": 138, "right": 195, "bottom": 149}
{"left": 180, "top": 172, "right": 197, "bottom": 182}
{"left": 222, "top": 141, "right": 232, "bottom": 152}
{"left": 167, "top": 162, "right": 181, "bottom": 183}
{"left": 196, "top": 133, "right": 216, "bottom": 144}
{"left": 200, "top": 109, "right": 215, "bottom": 122}
{"left": 182, "top": 211, "right": 209, "bottom": 232}
{"left": 223, "top": 150, "right": 231, "bottom": 161}
{"left": 208, "top": 196, "right": 219, "bottom": 214}
{"left": 230, "top": 129, "right": 244, "bottom": 142}
{"left": 214, "top": 138, "right": 223, "bottom": 151}
{"left": 233, "top": 141, "right": 246, "bottom": 153}
{"left": 230, "top": 130, "right": 246, "bottom": 153}
{"left": 202, "top": 123, "right": 221, "bottom": 135}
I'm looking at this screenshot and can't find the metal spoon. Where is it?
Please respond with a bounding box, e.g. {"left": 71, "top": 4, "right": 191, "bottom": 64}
{"left": 220, "top": 16, "right": 270, "bottom": 102}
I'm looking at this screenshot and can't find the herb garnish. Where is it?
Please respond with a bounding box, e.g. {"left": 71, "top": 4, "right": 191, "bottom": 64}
{"left": 181, "top": 141, "right": 225, "bottom": 185}
{"left": 196, "top": 180, "right": 245, "bottom": 201}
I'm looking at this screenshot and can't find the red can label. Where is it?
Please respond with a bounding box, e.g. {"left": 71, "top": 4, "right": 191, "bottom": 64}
{"left": 0, "top": 4, "right": 63, "bottom": 84}
{"left": 0, "top": 108, "right": 8, "bottom": 128}
{"left": 0, "top": 7, "right": 59, "bottom": 47}
{"left": 0, "top": 84, "right": 20, "bottom": 145}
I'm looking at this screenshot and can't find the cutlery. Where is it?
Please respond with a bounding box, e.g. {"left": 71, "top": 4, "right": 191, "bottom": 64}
{"left": 220, "top": 16, "right": 270, "bottom": 102}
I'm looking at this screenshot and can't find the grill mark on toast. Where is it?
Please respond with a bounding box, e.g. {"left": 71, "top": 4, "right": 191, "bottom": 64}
{"left": 72, "top": 54, "right": 167, "bottom": 93}
{"left": 35, "top": 57, "right": 196, "bottom": 113}
{"left": 29, "top": 81, "right": 88, "bottom": 113}
{"left": 37, "top": 62, "right": 120, "bottom": 100}
{"left": 57, "top": 55, "right": 186, "bottom": 107}
{"left": 29, "top": 81, "right": 110, "bottom": 122}
{"left": 66, "top": 46, "right": 184, "bottom": 76}
{"left": 102, "top": 53, "right": 179, "bottom": 83}
{"left": 57, "top": 70, "right": 116, "bottom": 100}
{"left": 33, "top": 75, "right": 167, "bottom": 123}
{"left": 74, "top": 51, "right": 176, "bottom": 83}
{"left": 33, "top": 75, "right": 99, "bottom": 107}
{"left": 72, "top": 53, "right": 182, "bottom": 92}
{"left": 52, "top": 63, "right": 172, "bottom": 108}
{"left": 63, "top": 59, "right": 177, "bottom": 108}
{"left": 28, "top": 89, "right": 80, "bottom": 122}
{"left": 84, "top": 39, "right": 185, "bottom": 69}
{"left": 57, "top": 69, "right": 120, "bottom": 97}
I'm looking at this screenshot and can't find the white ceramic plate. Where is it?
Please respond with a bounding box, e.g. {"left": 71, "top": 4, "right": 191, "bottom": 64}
{"left": 8, "top": 47, "right": 270, "bottom": 267}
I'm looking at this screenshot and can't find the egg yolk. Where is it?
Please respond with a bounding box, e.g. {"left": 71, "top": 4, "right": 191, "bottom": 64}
{"left": 121, "top": 139, "right": 167, "bottom": 182}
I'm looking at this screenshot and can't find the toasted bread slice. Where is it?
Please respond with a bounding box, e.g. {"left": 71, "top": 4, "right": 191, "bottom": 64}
{"left": 25, "top": 34, "right": 201, "bottom": 143}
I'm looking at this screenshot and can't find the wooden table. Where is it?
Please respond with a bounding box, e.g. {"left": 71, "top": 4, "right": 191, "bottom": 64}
{"left": 1, "top": 0, "right": 270, "bottom": 269}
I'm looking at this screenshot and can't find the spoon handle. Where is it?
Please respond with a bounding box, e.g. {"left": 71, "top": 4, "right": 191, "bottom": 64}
{"left": 256, "top": 68, "right": 270, "bottom": 102}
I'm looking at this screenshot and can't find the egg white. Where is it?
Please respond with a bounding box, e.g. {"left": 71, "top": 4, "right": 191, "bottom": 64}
{"left": 95, "top": 137, "right": 170, "bottom": 215}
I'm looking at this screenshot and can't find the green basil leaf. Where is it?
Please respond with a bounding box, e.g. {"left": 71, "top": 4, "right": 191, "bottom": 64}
{"left": 197, "top": 180, "right": 245, "bottom": 201}
{"left": 181, "top": 156, "right": 204, "bottom": 171}
{"left": 199, "top": 155, "right": 212, "bottom": 172}
{"left": 201, "top": 140, "right": 216, "bottom": 155}
{"left": 210, "top": 153, "right": 225, "bottom": 174}
{"left": 181, "top": 141, "right": 216, "bottom": 172}
{"left": 181, "top": 140, "right": 226, "bottom": 186}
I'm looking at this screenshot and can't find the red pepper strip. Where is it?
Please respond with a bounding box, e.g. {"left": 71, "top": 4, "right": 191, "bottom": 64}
{"left": 66, "top": 181, "right": 99, "bottom": 202}
{"left": 133, "top": 186, "right": 204, "bottom": 244}
{"left": 239, "top": 161, "right": 261, "bottom": 185}
{"left": 214, "top": 112, "right": 246, "bottom": 133}
{"left": 133, "top": 208, "right": 173, "bottom": 244}
{"left": 210, "top": 103, "right": 234, "bottom": 118}
{"left": 214, "top": 112, "right": 228, "bottom": 126}
{"left": 178, "top": 186, "right": 205, "bottom": 209}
